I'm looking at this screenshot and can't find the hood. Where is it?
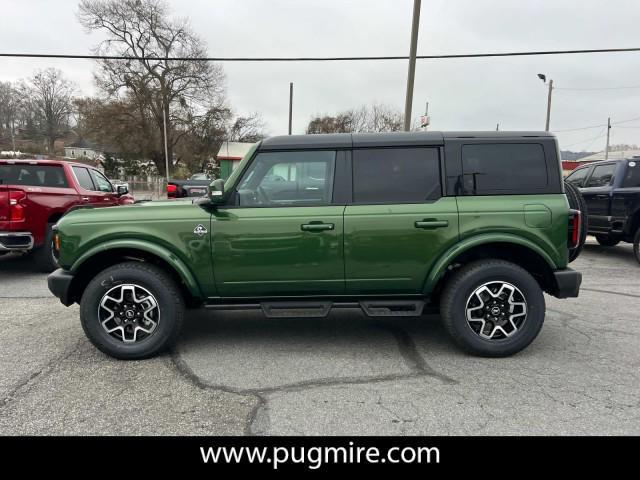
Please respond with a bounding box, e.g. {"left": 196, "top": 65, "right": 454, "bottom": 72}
{"left": 59, "top": 198, "right": 201, "bottom": 226}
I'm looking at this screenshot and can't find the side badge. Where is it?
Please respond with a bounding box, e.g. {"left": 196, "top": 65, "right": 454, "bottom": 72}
{"left": 193, "top": 224, "right": 208, "bottom": 237}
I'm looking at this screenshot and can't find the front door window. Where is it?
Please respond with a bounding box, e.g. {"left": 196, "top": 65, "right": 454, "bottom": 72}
{"left": 236, "top": 150, "right": 336, "bottom": 207}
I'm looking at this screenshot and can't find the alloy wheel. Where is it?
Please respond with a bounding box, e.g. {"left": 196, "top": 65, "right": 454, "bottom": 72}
{"left": 98, "top": 284, "right": 160, "bottom": 343}
{"left": 465, "top": 281, "right": 527, "bottom": 340}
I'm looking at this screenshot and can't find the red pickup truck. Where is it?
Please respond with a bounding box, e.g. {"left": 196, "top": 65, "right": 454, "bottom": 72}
{"left": 0, "top": 159, "right": 134, "bottom": 271}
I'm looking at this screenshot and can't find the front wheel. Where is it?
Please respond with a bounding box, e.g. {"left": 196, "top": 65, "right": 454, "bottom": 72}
{"left": 440, "top": 260, "right": 546, "bottom": 357}
{"left": 80, "top": 262, "right": 185, "bottom": 360}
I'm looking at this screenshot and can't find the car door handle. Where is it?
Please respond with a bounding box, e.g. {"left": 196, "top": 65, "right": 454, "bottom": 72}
{"left": 301, "top": 222, "right": 334, "bottom": 232}
{"left": 82, "top": 197, "right": 90, "bottom": 202}
{"left": 595, "top": 194, "right": 609, "bottom": 199}
{"left": 415, "top": 219, "right": 449, "bottom": 229}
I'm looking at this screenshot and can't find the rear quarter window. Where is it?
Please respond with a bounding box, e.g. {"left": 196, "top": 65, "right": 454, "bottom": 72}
{"left": 461, "top": 143, "right": 548, "bottom": 195}
{"left": 0, "top": 164, "right": 68, "bottom": 188}
{"left": 622, "top": 161, "right": 640, "bottom": 188}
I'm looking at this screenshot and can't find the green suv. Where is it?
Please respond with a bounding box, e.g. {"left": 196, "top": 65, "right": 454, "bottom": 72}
{"left": 48, "top": 132, "right": 582, "bottom": 359}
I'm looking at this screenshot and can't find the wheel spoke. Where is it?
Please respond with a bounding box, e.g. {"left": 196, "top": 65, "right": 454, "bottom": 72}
{"left": 465, "top": 281, "right": 527, "bottom": 340}
{"left": 98, "top": 284, "right": 160, "bottom": 344}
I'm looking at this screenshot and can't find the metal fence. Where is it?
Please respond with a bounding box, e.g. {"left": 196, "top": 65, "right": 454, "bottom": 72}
{"left": 114, "top": 175, "right": 166, "bottom": 201}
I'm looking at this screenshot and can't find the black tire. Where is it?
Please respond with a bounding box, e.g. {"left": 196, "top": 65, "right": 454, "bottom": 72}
{"left": 564, "top": 181, "right": 588, "bottom": 262}
{"left": 595, "top": 234, "right": 620, "bottom": 247}
{"left": 32, "top": 222, "right": 59, "bottom": 273}
{"left": 80, "top": 262, "right": 185, "bottom": 360}
{"left": 440, "top": 259, "right": 546, "bottom": 357}
{"left": 634, "top": 228, "right": 640, "bottom": 265}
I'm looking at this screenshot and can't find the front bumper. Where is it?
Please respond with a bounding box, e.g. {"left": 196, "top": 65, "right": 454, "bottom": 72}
{"left": 47, "top": 268, "right": 75, "bottom": 306}
{"left": 552, "top": 268, "right": 582, "bottom": 298}
{"left": 0, "top": 232, "right": 34, "bottom": 251}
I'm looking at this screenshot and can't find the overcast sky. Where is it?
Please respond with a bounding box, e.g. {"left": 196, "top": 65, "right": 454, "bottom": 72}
{"left": 2, "top": 0, "right": 640, "bottom": 151}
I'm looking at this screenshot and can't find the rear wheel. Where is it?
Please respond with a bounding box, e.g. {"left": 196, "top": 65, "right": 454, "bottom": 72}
{"left": 564, "top": 181, "right": 588, "bottom": 262}
{"left": 440, "top": 259, "right": 546, "bottom": 357}
{"left": 32, "top": 223, "right": 59, "bottom": 273}
{"left": 80, "top": 262, "right": 185, "bottom": 360}
{"left": 595, "top": 234, "right": 620, "bottom": 247}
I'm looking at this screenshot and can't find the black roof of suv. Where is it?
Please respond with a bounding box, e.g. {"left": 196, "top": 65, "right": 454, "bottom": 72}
{"left": 260, "top": 131, "right": 554, "bottom": 150}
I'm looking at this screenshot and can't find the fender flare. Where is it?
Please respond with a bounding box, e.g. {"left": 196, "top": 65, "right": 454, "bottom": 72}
{"left": 625, "top": 207, "right": 640, "bottom": 235}
{"left": 423, "top": 233, "right": 558, "bottom": 294}
{"left": 70, "top": 239, "right": 202, "bottom": 297}
{"left": 47, "top": 208, "right": 69, "bottom": 224}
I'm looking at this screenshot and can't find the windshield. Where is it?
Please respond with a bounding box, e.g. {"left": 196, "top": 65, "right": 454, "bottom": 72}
{"left": 224, "top": 142, "right": 259, "bottom": 192}
{"left": 190, "top": 173, "right": 209, "bottom": 180}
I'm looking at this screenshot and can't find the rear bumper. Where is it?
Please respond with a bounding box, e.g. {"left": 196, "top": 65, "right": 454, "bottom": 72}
{"left": 0, "top": 232, "right": 34, "bottom": 251}
{"left": 47, "top": 268, "right": 75, "bottom": 306}
{"left": 552, "top": 268, "right": 582, "bottom": 298}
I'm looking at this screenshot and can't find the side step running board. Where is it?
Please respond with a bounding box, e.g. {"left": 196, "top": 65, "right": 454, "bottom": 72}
{"left": 359, "top": 300, "right": 425, "bottom": 317}
{"left": 261, "top": 301, "right": 333, "bottom": 318}
{"left": 205, "top": 299, "right": 427, "bottom": 318}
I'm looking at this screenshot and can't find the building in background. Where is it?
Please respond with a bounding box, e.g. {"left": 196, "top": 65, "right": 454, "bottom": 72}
{"left": 216, "top": 141, "right": 255, "bottom": 179}
{"left": 64, "top": 139, "right": 102, "bottom": 162}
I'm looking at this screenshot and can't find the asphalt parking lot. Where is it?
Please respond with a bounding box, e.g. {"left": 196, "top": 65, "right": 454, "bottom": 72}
{"left": 0, "top": 238, "right": 639, "bottom": 435}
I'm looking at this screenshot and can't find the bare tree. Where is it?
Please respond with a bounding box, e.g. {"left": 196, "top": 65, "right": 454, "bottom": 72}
{"left": 366, "top": 104, "right": 403, "bottom": 132}
{"left": 306, "top": 104, "right": 404, "bottom": 134}
{"left": 228, "top": 114, "right": 266, "bottom": 143}
{"left": 306, "top": 113, "right": 353, "bottom": 134}
{"left": 25, "top": 69, "right": 76, "bottom": 153}
{"left": 0, "top": 81, "right": 21, "bottom": 150}
{"left": 78, "top": 0, "right": 226, "bottom": 176}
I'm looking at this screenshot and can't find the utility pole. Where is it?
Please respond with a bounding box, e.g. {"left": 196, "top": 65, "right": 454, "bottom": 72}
{"left": 496, "top": 123, "right": 500, "bottom": 131}
{"left": 10, "top": 119, "right": 15, "bottom": 152}
{"left": 162, "top": 95, "right": 170, "bottom": 181}
{"left": 288, "top": 82, "right": 293, "bottom": 135}
{"left": 605, "top": 116, "right": 611, "bottom": 160}
{"left": 545, "top": 79, "right": 553, "bottom": 131}
{"left": 403, "top": 0, "right": 422, "bottom": 131}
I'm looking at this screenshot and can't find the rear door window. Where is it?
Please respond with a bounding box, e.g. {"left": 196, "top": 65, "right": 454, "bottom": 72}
{"left": 352, "top": 147, "right": 441, "bottom": 203}
{"left": 89, "top": 169, "right": 114, "bottom": 192}
{"left": 0, "top": 164, "right": 68, "bottom": 188}
{"left": 461, "top": 143, "right": 548, "bottom": 195}
{"left": 585, "top": 163, "right": 615, "bottom": 187}
{"left": 621, "top": 161, "right": 640, "bottom": 188}
{"left": 72, "top": 166, "right": 96, "bottom": 191}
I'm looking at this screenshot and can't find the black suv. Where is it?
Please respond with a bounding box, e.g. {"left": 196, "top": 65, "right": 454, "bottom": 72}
{"left": 566, "top": 157, "right": 640, "bottom": 263}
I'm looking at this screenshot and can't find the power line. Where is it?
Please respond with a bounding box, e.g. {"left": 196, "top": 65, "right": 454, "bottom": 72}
{"left": 561, "top": 127, "right": 607, "bottom": 148}
{"left": 555, "top": 115, "right": 640, "bottom": 133}
{"left": 556, "top": 84, "right": 640, "bottom": 91}
{"left": 554, "top": 123, "right": 606, "bottom": 133}
{"left": 613, "top": 115, "right": 640, "bottom": 125}
{"left": 2, "top": 46, "right": 640, "bottom": 62}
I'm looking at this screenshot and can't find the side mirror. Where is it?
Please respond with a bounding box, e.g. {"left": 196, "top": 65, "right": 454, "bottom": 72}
{"left": 208, "top": 178, "right": 226, "bottom": 204}
{"left": 116, "top": 185, "right": 129, "bottom": 196}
